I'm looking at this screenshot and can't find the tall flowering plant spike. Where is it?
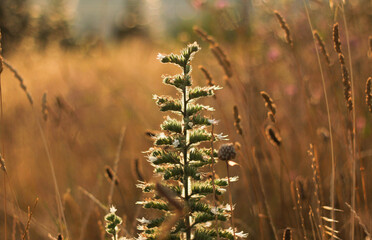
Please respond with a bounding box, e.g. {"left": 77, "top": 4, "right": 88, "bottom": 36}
{"left": 136, "top": 42, "right": 247, "bottom": 240}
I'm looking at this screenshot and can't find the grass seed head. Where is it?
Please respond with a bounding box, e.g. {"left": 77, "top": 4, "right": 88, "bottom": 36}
{"left": 333, "top": 23, "right": 342, "bottom": 54}
{"left": 265, "top": 125, "right": 282, "bottom": 147}
{"left": 366, "top": 77, "right": 372, "bottom": 113}
{"left": 274, "top": 10, "right": 293, "bottom": 47}
{"left": 314, "top": 30, "right": 331, "bottom": 66}
{"left": 283, "top": 228, "right": 292, "bottom": 240}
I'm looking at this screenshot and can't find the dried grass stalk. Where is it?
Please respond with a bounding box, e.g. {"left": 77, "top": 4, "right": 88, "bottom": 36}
{"left": 332, "top": 23, "right": 353, "bottom": 112}
{"left": 193, "top": 26, "right": 216, "bottom": 45}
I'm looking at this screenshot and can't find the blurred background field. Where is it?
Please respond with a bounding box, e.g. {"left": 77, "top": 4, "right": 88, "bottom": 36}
{"left": 0, "top": 0, "right": 372, "bottom": 239}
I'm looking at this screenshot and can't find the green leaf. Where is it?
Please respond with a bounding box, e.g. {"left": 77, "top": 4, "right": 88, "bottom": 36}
{"left": 149, "top": 149, "right": 181, "bottom": 165}
{"left": 163, "top": 74, "right": 191, "bottom": 90}
{"left": 138, "top": 200, "right": 169, "bottom": 211}
{"left": 188, "top": 86, "right": 221, "bottom": 100}
{"left": 153, "top": 95, "right": 182, "bottom": 113}
{"left": 191, "top": 181, "right": 224, "bottom": 196}
{"left": 190, "top": 129, "right": 212, "bottom": 144}
{"left": 161, "top": 117, "right": 182, "bottom": 133}
{"left": 186, "top": 104, "right": 214, "bottom": 116}
{"left": 193, "top": 212, "right": 227, "bottom": 225}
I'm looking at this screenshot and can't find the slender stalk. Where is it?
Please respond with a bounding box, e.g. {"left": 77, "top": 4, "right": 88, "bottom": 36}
{"left": 210, "top": 121, "right": 220, "bottom": 240}
{"left": 108, "top": 127, "right": 126, "bottom": 206}
{"left": 182, "top": 66, "right": 191, "bottom": 240}
{"left": 225, "top": 162, "right": 236, "bottom": 240}
{"left": 0, "top": 30, "right": 6, "bottom": 240}
{"left": 3, "top": 60, "right": 69, "bottom": 239}
{"left": 340, "top": 5, "right": 356, "bottom": 240}
{"left": 302, "top": 2, "right": 336, "bottom": 239}
{"left": 252, "top": 148, "right": 278, "bottom": 240}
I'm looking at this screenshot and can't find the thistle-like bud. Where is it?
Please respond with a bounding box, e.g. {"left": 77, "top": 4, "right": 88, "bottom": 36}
{"left": 218, "top": 143, "right": 236, "bottom": 161}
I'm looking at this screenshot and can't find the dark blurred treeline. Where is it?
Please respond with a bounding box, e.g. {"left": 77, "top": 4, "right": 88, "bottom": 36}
{"left": 0, "top": 0, "right": 75, "bottom": 54}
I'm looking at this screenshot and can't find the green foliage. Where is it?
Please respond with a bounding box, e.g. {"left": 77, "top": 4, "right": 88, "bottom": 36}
{"left": 105, "top": 206, "right": 123, "bottom": 240}
{"left": 136, "top": 42, "right": 247, "bottom": 239}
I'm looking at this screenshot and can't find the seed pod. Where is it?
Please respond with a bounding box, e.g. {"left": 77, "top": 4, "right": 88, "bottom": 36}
{"left": 218, "top": 143, "right": 237, "bottom": 161}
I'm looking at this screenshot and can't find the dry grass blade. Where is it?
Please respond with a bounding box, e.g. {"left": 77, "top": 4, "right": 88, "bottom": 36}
{"left": 339, "top": 6, "right": 357, "bottom": 240}
{"left": 3, "top": 60, "right": 69, "bottom": 238}
{"left": 209, "top": 120, "right": 220, "bottom": 239}
{"left": 108, "top": 126, "right": 126, "bottom": 206}
{"left": 345, "top": 202, "right": 371, "bottom": 238}
{"left": 368, "top": 36, "right": 372, "bottom": 58}
{"left": 274, "top": 10, "right": 293, "bottom": 47}
{"left": 322, "top": 206, "right": 343, "bottom": 212}
{"left": 22, "top": 197, "right": 39, "bottom": 240}
{"left": 78, "top": 186, "right": 108, "bottom": 211}
{"left": 2, "top": 60, "right": 33, "bottom": 105}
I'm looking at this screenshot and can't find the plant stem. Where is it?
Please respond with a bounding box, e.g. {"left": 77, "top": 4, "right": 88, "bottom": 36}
{"left": 340, "top": 5, "right": 356, "bottom": 240}
{"left": 226, "top": 161, "right": 236, "bottom": 240}
{"left": 210, "top": 122, "right": 220, "bottom": 240}
{"left": 183, "top": 66, "right": 191, "bottom": 240}
{"left": 302, "top": 1, "right": 335, "bottom": 238}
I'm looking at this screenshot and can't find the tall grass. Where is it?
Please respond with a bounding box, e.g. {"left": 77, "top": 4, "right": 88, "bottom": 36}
{"left": 0, "top": 1, "right": 371, "bottom": 239}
